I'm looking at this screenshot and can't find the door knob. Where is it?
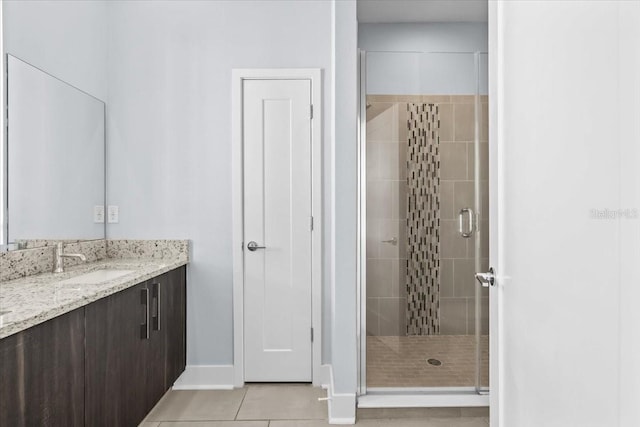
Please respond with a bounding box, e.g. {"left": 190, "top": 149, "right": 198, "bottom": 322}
{"left": 247, "top": 241, "right": 266, "bottom": 252}
{"left": 475, "top": 267, "right": 496, "bottom": 287}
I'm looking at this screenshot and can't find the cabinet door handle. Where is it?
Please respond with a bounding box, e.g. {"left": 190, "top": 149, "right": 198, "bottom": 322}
{"left": 140, "top": 288, "right": 150, "bottom": 340}
{"left": 151, "top": 282, "right": 161, "bottom": 331}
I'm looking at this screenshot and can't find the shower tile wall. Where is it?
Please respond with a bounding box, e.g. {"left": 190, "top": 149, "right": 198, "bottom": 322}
{"left": 366, "top": 95, "right": 489, "bottom": 337}
{"left": 439, "top": 95, "right": 489, "bottom": 336}
{"left": 366, "top": 99, "right": 408, "bottom": 336}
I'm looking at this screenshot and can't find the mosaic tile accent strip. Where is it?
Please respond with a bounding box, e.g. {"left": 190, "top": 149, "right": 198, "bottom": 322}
{"left": 406, "top": 103, "right": 440, "bottom": 336}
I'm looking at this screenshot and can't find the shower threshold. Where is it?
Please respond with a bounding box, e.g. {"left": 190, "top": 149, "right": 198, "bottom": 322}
{"left": 358, "top": 388, "right": 489, "bottom": 408}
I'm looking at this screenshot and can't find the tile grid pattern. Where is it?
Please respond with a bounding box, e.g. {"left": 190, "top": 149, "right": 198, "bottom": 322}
{"left": 141, "top": 385, "right": 489, "bottom": 426}
{"left": 437, "top": 95, "right": 490, "bottom": 336}
{"left": 366, "top": 95, "right": 490, "bottom": 337}
{"left": 365, "top": 95, "right": 490, "bottom": 390}
{"left": 366, "top": 335, "right": 489, "bottom": 388}
{"left": 365, "top": 101, "right": 409, "bottom": 337}
{"left": 406, "top": 103, "right": 440, "bottom": 336}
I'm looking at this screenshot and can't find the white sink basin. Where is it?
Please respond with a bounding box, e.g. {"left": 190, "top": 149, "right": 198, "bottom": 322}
{"left": 0, "top": 310, "right": 12, "bottom": 327}
{"left": 58, "top": 269, "right": 135, "bottom": 285}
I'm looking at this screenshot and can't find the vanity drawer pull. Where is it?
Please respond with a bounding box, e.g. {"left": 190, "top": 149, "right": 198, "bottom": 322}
{"left": 140, "top": 288, "right": 150, "bottom": 340}
{"left": 151, "top": 283, "right": 161, "bottom": 331}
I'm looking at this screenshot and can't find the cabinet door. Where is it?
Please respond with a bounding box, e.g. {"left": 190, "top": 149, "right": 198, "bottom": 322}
{"left": 161, "top": 266, "right": 186, "bottom": 387}
{"left": 0, "top": 309, "right": 84, "bottom": 427}
{"left": 85, "top": 281, "right": 151, "bottom": 427}
{"left": 148, "top": 267, "right": 186, "bottom": 390}
{"left": 147, "top": 278, "right": 166, "bottom": 411}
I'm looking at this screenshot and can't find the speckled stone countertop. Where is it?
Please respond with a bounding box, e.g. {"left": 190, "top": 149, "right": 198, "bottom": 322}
{"left": 0, "top": 242, "right": 189, "bottom": 339}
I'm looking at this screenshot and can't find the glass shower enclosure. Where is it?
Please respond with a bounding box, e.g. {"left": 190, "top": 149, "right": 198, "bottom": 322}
{"left": 358, "top": 51, "right": 489, "bottom": 400}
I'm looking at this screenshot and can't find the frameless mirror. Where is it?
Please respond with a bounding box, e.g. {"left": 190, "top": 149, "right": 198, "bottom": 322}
{"left": 1, "top": 55, "right": 105, "bottom": 250}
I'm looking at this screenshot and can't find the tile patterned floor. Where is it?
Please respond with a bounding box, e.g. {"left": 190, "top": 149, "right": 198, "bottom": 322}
{"left": 367, "top": 335, "right": 489, "bottom": 388}
{"left": 140, "top": 385, "right": 489, "bottom": 426}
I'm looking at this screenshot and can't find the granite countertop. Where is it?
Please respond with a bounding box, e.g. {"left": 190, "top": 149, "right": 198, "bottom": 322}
{"left": 0, "top": 257, "right": 187, "bottom": 339}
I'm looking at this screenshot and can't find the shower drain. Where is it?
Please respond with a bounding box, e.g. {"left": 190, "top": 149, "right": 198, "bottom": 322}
{"left": 427, "top": 358, "right": 442, "bottom": 366}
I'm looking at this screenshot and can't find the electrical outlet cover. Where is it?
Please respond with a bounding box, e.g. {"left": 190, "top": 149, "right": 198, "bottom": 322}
{"left": 108, "top": 205, "right": 119, "bottom": 223}
{"left": 94, "top": 205, "right": 105, "bottom": 223}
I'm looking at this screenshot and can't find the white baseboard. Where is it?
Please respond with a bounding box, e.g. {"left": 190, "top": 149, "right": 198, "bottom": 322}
{"left": 324, "top": 364, "right": 356, "bottom": 424}
{"left": 172, "top": 365, "right": 235, "bottom": 390}
{"left": 328, "top": 393, "right": 357, "bottom": 425}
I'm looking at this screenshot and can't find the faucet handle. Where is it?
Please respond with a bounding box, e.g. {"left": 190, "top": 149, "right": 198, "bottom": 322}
{"left": 53, "top": 242, "right": 64, "bottom": 273}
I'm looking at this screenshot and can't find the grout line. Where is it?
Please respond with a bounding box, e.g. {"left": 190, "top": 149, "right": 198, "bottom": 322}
{"left": 234, "top": 385, "right": 249, "bottom": 420}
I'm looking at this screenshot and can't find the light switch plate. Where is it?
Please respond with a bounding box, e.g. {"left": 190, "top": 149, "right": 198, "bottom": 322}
{"left": 107, "top": 205, "right": 119, "bottom": 224}
{"left": 93, "top": 205, "right": 105, "bottom": 223}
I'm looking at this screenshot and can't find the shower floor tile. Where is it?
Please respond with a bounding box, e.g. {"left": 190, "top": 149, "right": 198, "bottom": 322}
{"left": 366, "top": 335, "right": 489, "bottom": 388}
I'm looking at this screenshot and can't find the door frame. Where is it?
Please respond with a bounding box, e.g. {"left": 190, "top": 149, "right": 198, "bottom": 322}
{"left": 231, "top": 68, "right": 323, "bottom": 388}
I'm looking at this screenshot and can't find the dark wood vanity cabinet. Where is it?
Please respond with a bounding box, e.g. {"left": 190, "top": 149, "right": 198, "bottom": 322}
{"left": 84, "top": 280, "right": 153, "bottom": 426}
{"left": 0, "top": 308, "right": 85, "bottom": 427}
{"left": 84, "top": 266, "right": 186, "bottom": 426}
{"left": 0, "top": 266, "right": 186, "bottom": 427}
{"left": 160, "top": 267, "right": 187, "bottom": 389}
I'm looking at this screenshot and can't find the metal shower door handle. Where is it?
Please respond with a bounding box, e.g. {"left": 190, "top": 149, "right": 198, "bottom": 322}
{"left": 475, "top": 267, "right": 496, "bottom": 287}
{"left": 247, "top": 241, "right": 266, "bottom": 252}
{"left": 459, "top": 208, "right": 475, "bottom": 238}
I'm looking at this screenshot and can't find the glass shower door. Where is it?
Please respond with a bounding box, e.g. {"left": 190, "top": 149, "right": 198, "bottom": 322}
{"left": 472, "top": 52, "right": 490, "bottom": 394}
{"left": 361, "top": 50, "right": 489, "bottom": 394}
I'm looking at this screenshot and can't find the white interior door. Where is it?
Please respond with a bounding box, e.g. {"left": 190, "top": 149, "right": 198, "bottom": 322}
{"left": 492, "top": 2, "right": 640, "bottom": 426}
{"left": 243, "top": 79, "right": 312, "bottom": 382}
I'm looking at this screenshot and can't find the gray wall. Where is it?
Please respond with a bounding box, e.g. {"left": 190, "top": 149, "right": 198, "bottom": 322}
{"left": 332, "top": 0, "right": 358, "bottom": 394}
{"left": 105, "top": 0, "right": 334, "bottom": 366}
{"left": 2, "top": 4, "right": 484, "bottom": 396}
{"left": 4, "top": 0, "right": 335, "bottom": 368}
{"left": 3, "top": 0, "right": 107, "bottom": 100}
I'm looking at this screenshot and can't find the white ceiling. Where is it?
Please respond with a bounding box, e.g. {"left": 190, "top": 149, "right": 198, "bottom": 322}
{"left": 357, "top": 0, "right": 488, "bottom": 23}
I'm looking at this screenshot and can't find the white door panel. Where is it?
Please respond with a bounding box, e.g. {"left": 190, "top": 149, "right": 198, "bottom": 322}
{"left": 619, "top": 4, "right": 640, "bottom": 426}
{"left": 493, "top": 2, "right": 640, "bottom": 426}
{"left": 243, "top": 79, "right": 312, "bottom": 382}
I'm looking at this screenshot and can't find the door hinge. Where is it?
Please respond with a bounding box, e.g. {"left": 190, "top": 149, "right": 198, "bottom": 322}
{"left": 311, "top": 327, "right": 314, "bottom": 342}
{"left": 310, "top": 216, "right": 314, "bottom": 231}
{"left": 310, "top": 104, "right": 314, "bottom": 120}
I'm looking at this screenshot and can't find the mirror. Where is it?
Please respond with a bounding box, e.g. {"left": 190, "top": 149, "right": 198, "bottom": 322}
{"left": 1, "top": 55, "right": 106, "bottom": 250}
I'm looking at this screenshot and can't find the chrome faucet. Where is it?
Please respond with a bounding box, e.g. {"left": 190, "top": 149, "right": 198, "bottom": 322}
{"left": 53, "top": 242, "right": 87, "bottom": 273}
